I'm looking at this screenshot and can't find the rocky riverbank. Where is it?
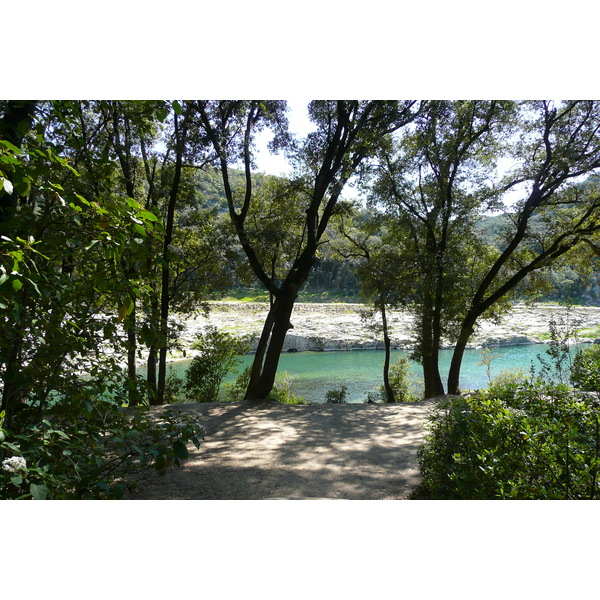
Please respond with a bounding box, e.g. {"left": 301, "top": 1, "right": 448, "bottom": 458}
{"left": 165, "top": 301, "right": 600, "bottom": 360}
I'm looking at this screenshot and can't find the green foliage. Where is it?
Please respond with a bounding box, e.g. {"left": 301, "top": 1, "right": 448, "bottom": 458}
{"left": 577, "top": 324, "right": 600, "bottom": 338}
{"left": 0, "top": 401, "right": 204, "bottom": 500}
{"left": 225, "top": 366, "right": 252, "bottom": 401}
{"left": 536, "top": 304, "right": 582, "bottom": 385}
{"left": 488, "top": 368, "right": 528, "bottom": 392}
{"left": 388, "top": 356, "right": 421, "bottom": 402}
{"left": 268, "top": 371, "right": 304, "bottom": 404}
{"left": 225, "top": 367, "right": 304, "bottom": 404}
{"left": 418, "top": 377, "right": 600, "bottom": 499}
{"left": 0, "top": 120, "right": 162, "bottom": 424}
{"left": 184, "top": 327, "right": 249, "bottom": 402}
{"left": 325, "top": 385, "right": 349, "bottom": 404}
{"left": 163, "top": 366, "right": 184, "bottom": 404}
{"left": 572, "top": 345, "right": 600, "bottom": 392}
{"left": 477, "top": 347, "right": 502, "bottom": 383}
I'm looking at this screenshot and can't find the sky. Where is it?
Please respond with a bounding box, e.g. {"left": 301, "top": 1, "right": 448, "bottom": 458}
{"left": 253, "top": 99, "right": 315, "bottom": 176}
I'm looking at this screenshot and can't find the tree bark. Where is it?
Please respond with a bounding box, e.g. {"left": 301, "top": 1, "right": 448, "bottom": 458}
{"left": 421, "top": 308, "right": 445, "bottom": 398}
{"left": 447, "top": 316, "right": 477, "bottom": 395}
{"left": 245, "top": 289, "right": 297, "bottom": 400}
{"left": 126, "top": 301, "right": 138, "bottom": 405}
{"left": 155, "top": 109, "right": 186, "bottom": 405}
{"left": 381, "top": 301, "right": 396, "bottom": 403}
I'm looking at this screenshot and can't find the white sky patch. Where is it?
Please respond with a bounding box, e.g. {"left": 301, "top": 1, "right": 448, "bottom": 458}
{"left": 253, "top": 99, "right": 316, "bottom": 176}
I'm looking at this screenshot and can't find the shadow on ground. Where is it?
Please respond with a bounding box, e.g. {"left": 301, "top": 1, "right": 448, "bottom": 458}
{"left": 127, "top": 399, "right": 437, "bottom": 500}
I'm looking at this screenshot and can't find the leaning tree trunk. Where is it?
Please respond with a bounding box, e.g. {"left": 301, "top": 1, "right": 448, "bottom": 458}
{"left": 245, "top": 290, "right": 297, "bottom": 400}
{"left": 447, "top": 314, "right": 478, "bottom": 395}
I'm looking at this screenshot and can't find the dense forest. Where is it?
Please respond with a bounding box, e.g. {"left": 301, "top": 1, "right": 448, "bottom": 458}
{"left": 2, "top": 100, "right": 600, "bottom": 499}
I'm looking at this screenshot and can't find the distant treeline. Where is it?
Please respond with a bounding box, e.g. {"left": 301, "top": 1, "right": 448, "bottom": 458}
{"left": 194, "top": 167, "right": 600, "bottom": 305}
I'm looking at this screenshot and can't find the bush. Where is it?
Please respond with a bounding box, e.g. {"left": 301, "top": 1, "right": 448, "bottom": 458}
{"left": 388, "top": 356, "right": 421, "bottom": 402}
{"left": 164, "top": 366, "right": 184, "bottom": 404}
{"left": 184, "top": 327, "right": 249, "bottom": 402}
{"left": 325, "top": 385, "right": 349, "bottom": 404}
{"left": 571, "top": 345, "right": 600, "bottom": 392}
{"left": 225, "top": 368, "right": 304, "bottom": 404}
{"left": 268, "top": 371, "right": 305, "bottom": 404}
{"left": 225, "top": 366, "right": 252, "bottom": 401}
{"left": 0, "top": 399, "right": 205, "bottom": 500}
{"left": 418, "top": 378, "right": 600, "bottom": 499}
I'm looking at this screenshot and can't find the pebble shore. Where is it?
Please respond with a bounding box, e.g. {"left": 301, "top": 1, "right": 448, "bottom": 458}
{"left": 167, "top": 302, "right": 600, "bottom": 360}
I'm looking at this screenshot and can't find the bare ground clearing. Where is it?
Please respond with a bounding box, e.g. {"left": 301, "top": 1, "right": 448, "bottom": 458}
{"left": 127, "top": 398, "right": 437, "bottom": 500}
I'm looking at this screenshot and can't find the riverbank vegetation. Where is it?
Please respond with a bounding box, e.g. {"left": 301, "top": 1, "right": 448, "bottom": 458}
{"left": 2, "top": 100, "right": 600, "bottom": 499}
{"left": 418, "top": 318, "right": 600, "bottom": 499}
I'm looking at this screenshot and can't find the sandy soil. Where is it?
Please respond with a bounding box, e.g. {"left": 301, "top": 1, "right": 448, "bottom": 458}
{"left": 127, "top": 398, "right": 437, "bottom": 500}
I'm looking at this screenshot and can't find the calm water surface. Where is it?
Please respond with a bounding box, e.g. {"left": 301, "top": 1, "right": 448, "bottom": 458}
{"left": 149, "top": 343, "right": 581, "bottom": 403}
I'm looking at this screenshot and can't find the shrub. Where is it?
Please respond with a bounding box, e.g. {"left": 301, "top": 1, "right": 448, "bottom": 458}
{"left": 388, "top": 356, "right": 421, "bottom": 402}
{"left": 268, "top": 371, "right": 305, "bottom": 404}
{"left": 0, "top": 399, "right": 204, "bottom": 500}
{"left": 418, "top": 378, "right": 600, "bottom": 499}
{"left": 571, "top": 345, "right": 600, "bottom": 392}
{"left": 184, "top": 327, "right": 249, "bottom": 402}
{"left": 224, "top": 367, "right": 304, "bottom": 404}
{"left": 225, "top": 366, "right": 252, "bottom": 401}
{"left": 325, "top": 385, "right": 349, "bottom": 404}
{"left": 164, "top": 366, "right": 184, "bottom": 404}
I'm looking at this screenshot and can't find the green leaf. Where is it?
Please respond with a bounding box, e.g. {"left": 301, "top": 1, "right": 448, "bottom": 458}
{"left": 137, "top": 209, "right": 158, "bottom": 222}
{"left": 12, "top": 278, "right": 23, "bottom": 292}
{"left": 2, "top": 441, "right": 20, "bottom": 453}
{"left": 133, "top": 223, "right": 147, "bottom": 237}
{"left": 155, "top": 454, "right": 169, "bottom": 471}
{"left": 14, "top": 176, "right": 31, "bottom": 197}
{"left": 110, "top": 483, "right": 126, "bottom": 499}
{"left": 30, "top": 483, "right": 49, "bottom": 500}
{"left": 172, "top": 440, "right": 189, "bottom": 460}
{"left": 173, "top": 101, "right": 183, "bottom": 115}
{"left": 0, "top": 139, "right": 21, "bottom": 153}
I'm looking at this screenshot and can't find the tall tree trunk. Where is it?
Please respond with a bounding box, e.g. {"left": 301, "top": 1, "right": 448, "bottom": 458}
{"left": 447, "top": 315, "right": 477, "bottom": 395}
{"left": 146, "top": 297, "right": 160, "bottom": 402}
{"left": 245, "top": 290, "right": 297, "bottom": 400}
{"left": 126, "top": 301, "right": 138, "bottom": 405}
{"left": 155, "top": 109, "right": 186, "bottom": 405}
{"left": 421, "top": 309, "right": 445, "bottom": 398}
{"left": 381, "top": 301, "right": 396, "bottom": 403}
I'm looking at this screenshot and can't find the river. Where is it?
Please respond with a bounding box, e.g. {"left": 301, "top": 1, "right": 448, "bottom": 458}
{"left": 142, "top": 343, "right": 584, "bottom": 403}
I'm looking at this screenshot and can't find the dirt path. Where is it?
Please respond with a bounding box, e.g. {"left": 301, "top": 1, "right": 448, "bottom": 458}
{"left": 128, "top": 399, "right": 438, "bottom": 500}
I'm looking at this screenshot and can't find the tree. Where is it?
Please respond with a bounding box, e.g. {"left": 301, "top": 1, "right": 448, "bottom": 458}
{"left": 42, "top": 100, "right": 165, "bottom": 404}
{"left": 196, "top": 100, "right": 421, "bottom": 400}
{"left": 44, "top": 101, "right": 230, "bottom": 405}
{"left": 372, "top": 100, "right": 514, "bottom": 397}
{"left": 446, "top": 101, "right": 600, "bottom": 394}
{"left": 0, "top": 110, "right": 160, "bottom": 426}
{"left": 335, "top": 207, "right": 416, "bottom": 402}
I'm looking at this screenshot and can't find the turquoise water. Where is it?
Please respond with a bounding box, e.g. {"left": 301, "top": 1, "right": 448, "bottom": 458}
{"left": 146, "top": 343, "right": 582, "bottom": 403}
